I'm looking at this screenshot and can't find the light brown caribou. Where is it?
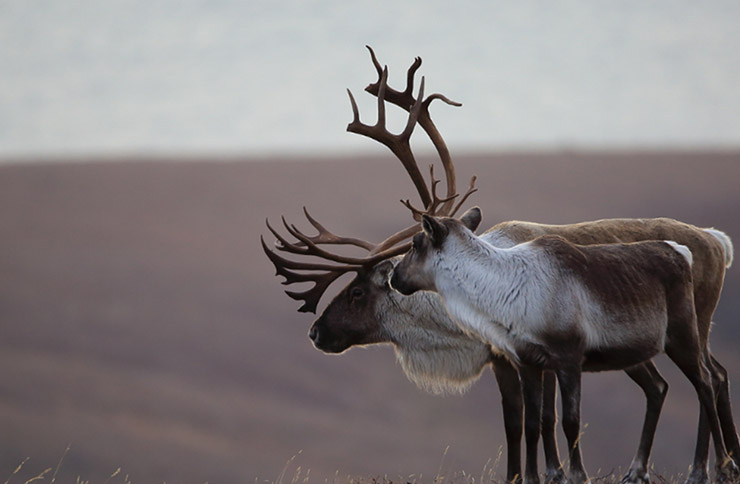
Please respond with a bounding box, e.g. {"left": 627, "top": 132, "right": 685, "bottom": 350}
{"left": 262, "top": 47, "right": 738, "bottom": 484}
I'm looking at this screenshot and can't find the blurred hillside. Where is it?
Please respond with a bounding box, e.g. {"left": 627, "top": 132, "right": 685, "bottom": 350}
{"left": 0, "top": 151, "right": 739, "bottom": 483}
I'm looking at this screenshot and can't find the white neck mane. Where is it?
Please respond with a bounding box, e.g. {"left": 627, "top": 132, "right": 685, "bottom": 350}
{"left": 434, "top": 234, "right": 556, "bottom": 362}
{"left": 379, "top": 289, "right": 492, "bottom": 395}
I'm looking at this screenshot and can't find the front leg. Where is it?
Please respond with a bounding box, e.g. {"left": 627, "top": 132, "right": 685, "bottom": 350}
{"left": 541, "top": 370, "right": 568, "bottom": 484}
{"left": 492, "top": 356, "right": 524, "bottom": 484}
{"left": 555, "top": 365, "right": 588, "bottom": 484}
{"left": 520, "top": 365, "right": 544, "bottom": 484}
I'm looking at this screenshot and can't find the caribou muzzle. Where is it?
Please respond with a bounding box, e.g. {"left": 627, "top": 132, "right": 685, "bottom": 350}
{"left": 308, "top": 322, "right": 348, "bottom": 354}
{"left": 389, "top": 270, "right": 417, "bottom": 296}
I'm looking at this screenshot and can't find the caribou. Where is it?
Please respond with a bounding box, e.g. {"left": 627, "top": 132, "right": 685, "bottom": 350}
{"left": 390, "top": 209, "right": 735, "bottom": 484}
{"left": 262, "top": 47, "right": 739, "bottom": 484}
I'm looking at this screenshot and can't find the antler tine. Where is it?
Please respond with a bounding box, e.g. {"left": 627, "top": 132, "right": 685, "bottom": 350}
{"left": 261, "top": 235, "right": 358, "bottom": 276}
{"left": 266, "top": 218, "right": 307, "bottom": 255}
{"left": 424, "top": 93, "right": 462, "bottom": 108}
{"left": 300, "top": 207, "right": 375, "bottom": 251}
{"left": 266, "top": 216, "right": 347, "bottom": 261}
{"left": 367, "top": 45, "right": 383, "bottom": 79}
{"left": 400, "top": 76, "right": 425, "bottom": 142}
{"left": 263, "top": 212, "right": 415, "bottom": 312}
{"left": 278, "top": 217, "right": 381, "bottom": 266}
{"left": 376, "top": 66, "right": 388, "bottom": 130}
{"left": 420, "top": 92, "right": 465, "bottom": 213}
{"left": 284, "top": 272, "right": 344, "bottom": 314}
{"left": 261, "top": 236, "right": 351, "bottom": 314}
{"left": 347, "top": 64, "right": 432, "bottom": 209}
{"left": 365, "top": 45, "right": 422, "bottom": 108}
{"left": 365, "top": 45, "right": 420, "bottom": 109}
{"left": 268, "top": 210, "right": 412, "bottom": 270}
{"left": 371, "top": 228, "right": 416, "bottom": 255}
{"left": 400, "top": 165, "right": 459, "bottom": 221}
{"left": 449, "top": 175, "right": 479, "bottom": 217}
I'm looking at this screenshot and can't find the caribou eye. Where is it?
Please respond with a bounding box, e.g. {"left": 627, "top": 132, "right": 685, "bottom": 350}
{"left": 350, "top": 286, "right": 364, "bottom": 300}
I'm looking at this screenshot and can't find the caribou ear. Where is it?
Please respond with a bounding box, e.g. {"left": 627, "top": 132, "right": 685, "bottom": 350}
{"left": 372, "top": 259, "right": 396, "bottom": 287}
{"left": 459, "top": 206, "right": 482, "bottom": 232}
{"left": 422, "top": 214, "right": 449, "bottom": 247}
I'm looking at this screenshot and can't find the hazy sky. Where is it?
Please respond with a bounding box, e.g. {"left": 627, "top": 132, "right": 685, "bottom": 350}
{"left": 1, "top": 1, "right": 739, "bottom": 159}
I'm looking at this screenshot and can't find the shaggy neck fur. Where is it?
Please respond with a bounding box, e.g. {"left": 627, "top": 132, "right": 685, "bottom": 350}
{"left": 378, "top": 287, "right": 492, "bottom": 395}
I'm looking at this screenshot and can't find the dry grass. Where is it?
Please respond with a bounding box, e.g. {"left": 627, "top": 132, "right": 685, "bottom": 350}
{"left": 4, "top": 450, "right": 696, "bottom": 484}
{"left": 263, "top": 447, "right": 694, "bottom": 484}
{"left": 4, "top": 447, "right": 133, "bottom": 484}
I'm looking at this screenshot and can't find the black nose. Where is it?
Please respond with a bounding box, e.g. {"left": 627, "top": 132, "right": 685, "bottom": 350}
{"left": 309, "top": 325, "right": 319, "bottom": 343}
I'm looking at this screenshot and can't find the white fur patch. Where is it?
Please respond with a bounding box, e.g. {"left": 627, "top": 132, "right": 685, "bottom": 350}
{"left": 379, "top": 287, "right": 491, "bottom": 395}
{"left": 664, "top": 240, "right": 693, "bottom": 267}
{"left": 703, "top": 228, "right": 734, "bottom": 268}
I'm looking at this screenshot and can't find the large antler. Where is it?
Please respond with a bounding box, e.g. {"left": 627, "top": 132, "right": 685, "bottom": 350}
{"left": 360, "top": 45, "right": 467, "bottom": 215}
{"left": 262, "top": 47, "right": 477, "bottom": 313}
{"left": 347, "top": 67, "right": 430, "bottom": 208}
{"left": 261, "top": 207, "right": 413, "bottom": 313}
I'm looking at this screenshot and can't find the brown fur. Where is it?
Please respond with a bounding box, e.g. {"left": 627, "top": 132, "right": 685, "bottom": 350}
{"left": 488, "top": 217, "right": 727, "bottom": 350}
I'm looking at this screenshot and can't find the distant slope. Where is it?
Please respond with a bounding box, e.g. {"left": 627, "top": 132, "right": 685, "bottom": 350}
{"left": 0, "top": 152, "right": 738, "bottom": 483}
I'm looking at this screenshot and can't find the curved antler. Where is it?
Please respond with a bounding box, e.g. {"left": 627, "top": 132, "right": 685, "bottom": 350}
{"left": 347, "top": 66, "right": 430, "bottom": 208}
{"left": 261, "top": 236, "right": 349, "bottom": 313}
{"left": 401, "top": 166, "right": 478, "bottom": 222}
{"left": 362, "top": 45, "right": 462, "bottom": 214}
{"left": 262, "top": 209, "right": 412, "bottom": 313}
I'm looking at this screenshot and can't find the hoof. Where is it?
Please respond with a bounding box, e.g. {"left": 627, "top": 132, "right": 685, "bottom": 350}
{"left": 620, "top": 468, "right": 649, "bottom": 484}
{"left": 716, "top": 460, "right": 740, "bottom": 484}
{"left": 544, "top": 468, "right": 570, "bottom": 484}
{"left": 568, "top": 473, "right": 589, "bottom": 484}
{"left": 684, "top": 467, "right": 709, "bottom": 484}
{"left": 508, "top": 475, "right": 523, "bottom": 484}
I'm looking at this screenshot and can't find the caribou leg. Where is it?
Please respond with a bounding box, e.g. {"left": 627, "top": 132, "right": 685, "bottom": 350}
{"left": 554, "top": 365, "right": 588, "bottom": 484}
{"left": 708, "top": 354, "right": 740, "bottom": 462}
{"left": 492, "top": 355, "right": 524, "bottom": 484}
{"left": 668, "top": 355, "right": 735, "bottom": 484}
{"left": 619, "top": 362, "right": 669, "bottom": 484}
{"left": 686, "top": 352, "right": 740, "bottom": 484}
{"left": 540, "top": 362, "right": 669, "bottom": 484}
{"left": 520, "top": 366, "right": 545, "bottom": 484}
{"left": 541, "top": 371, "right": 568, "bottom": 484}
{"left": 665, "top": 345, "right": 738, "bottom": 483}
{"left": 687, "top": 405, "right": 712, "bottom": 484}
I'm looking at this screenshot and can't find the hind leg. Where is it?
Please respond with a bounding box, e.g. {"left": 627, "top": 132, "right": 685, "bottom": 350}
{"left": 687, "top": 352, "right": 740, "bottom": 484}
{"left": 708, "top": 353, "right": 740, "bottom": 463}
{"left": 686, "top": 405, "right": 711, "bottom": 484}
{"left": 666, "top": 344, "right": 737, "bottom": 483}
{"left": 620, "top": 361, "right": 669, "bottom": 484}
{"left": 665, "top": 271, "right": 740, "bottom": 483}
{"left": 692, "top": 271, "right": 740, "bottom": 473}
